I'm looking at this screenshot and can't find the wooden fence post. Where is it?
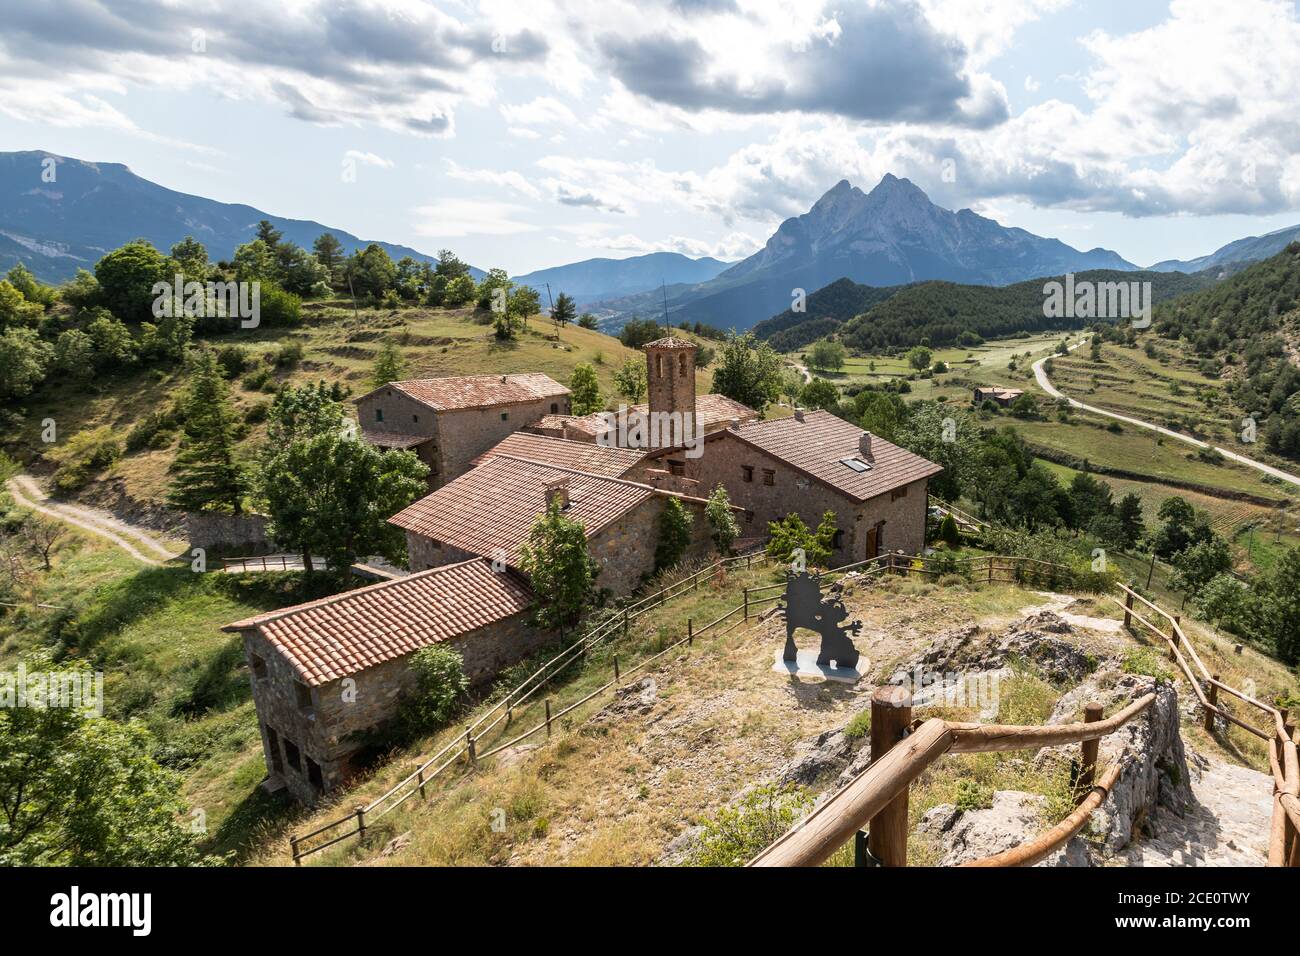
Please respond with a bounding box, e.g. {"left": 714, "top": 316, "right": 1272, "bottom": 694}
{"left": 688, "top": 618, "right": 694, "bottom": 647}
{"left": 1123, "top": 590, "right": 1134, "bottom": 630}
{"left": 1079, "top": 703, "right": 1103, "bottom": 797}
{"left": 466, "top": 731, "right": 476, "bottom": 767}
{"left": 614, "top": 655, "right": 620, "bottom": 684}
{"left": 418, "top": 767, "right": 427, "bottom": 799}
{"left": 743, "top": 588, "right": 750, "bottom": 621}
{"left": 867, "top": 686, "right": 913, "bottom": 867}
{"left": 1205, "top": 677, "right": 1218, "bottom": 734}
{"left": 545, "top": 699, "right": 552, "bottom": 738}
{"left": 623, "top": 608, "right": 629, "bottom": 637}
{"left": 987, "top": 558, "right": 993, "bottom": 584}
{"left": 355, "top": 806, "right": 367, "bottom": 842}
{"left": 290, "top": 835, "right": 301, "bottom": 866}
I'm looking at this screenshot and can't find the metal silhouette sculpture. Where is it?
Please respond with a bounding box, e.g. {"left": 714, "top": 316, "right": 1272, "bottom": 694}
{"left": 782, "top": 570, "right": 863, "bottom": 670}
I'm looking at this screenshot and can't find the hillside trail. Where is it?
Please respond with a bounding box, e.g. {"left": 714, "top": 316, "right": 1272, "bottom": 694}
{"left": 1032, "top": 338, "right": 1300, "bottom": 488}
{"left": 1121, "top": 753, "right": 1273, "bottom": 866}
{"left": 5, "top": 474, "right": 183, "bottom": 566}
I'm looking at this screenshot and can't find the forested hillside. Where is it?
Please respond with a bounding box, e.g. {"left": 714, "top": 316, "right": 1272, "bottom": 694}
{"left": 752, "top": 278, "right": 901, "bottom": 351}
{"left": 1153, "top": 242, "right": 1300, "bottom": 455}
{"left": 833, "top": 269, "right": 1212, "bottom": 352}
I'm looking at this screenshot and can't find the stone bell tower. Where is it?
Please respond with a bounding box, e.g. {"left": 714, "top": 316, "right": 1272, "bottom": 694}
{"left": 644, "top": 335, "right": 696, "bottom": 418}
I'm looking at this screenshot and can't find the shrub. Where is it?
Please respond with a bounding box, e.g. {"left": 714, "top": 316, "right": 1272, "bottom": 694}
{"left": 687, "top": 784, "right": 811, "bottom": 866}
{"left": 844, "top": 710, "right": 871, "bottom": 740}
{"left": 1121, "top": 647, "right": 1173, "bottom": 682}
{"left": 50, "top": 426, "right": 121, "bottom": 493}
{"left": 936, "top": 514, "right": 962, "bottom": 547}
{"left": 955, "top": 779, "right": 993, "bottom": 812}
{"left": 395, "top": 645, "right": 469, "bottom": 737}
{"left": 125, "top": 410, "right": 179, "bottom": 452}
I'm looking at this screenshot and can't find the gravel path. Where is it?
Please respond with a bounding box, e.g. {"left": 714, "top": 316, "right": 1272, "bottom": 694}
{"left": 1031, "top": 338, "right": 1300, "bottom": 488}
{"left": 5, "top": 474, "right": 182, "bottom": 566}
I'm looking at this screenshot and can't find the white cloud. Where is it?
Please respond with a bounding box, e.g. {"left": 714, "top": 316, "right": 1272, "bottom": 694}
{"left": 1023, "top": 75, "right": 1040, "bottom": 93}
{"left": 499, "top": 96, "right": 578, "bottom": 126}
{"left": 412, "top": 198, "right": 539, "bottom": 237}
{"left": 345, "top": 150, "right": 395, "bottom": 168}
{"left": 444, "top": 159, "right": 541, "bottom": 198}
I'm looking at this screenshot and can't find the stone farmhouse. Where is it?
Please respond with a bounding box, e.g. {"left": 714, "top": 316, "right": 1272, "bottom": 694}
{"left": 232, "top": 332, "right": 943, "bottom": 802}
{"left": 355, "top": 372, "right": 571, "bottom": 488}
{"left": 224, "top": 558, "right": 540, "bottom": 803}
{"left": 640, "top": 408, "right": 942, "bottom": 564}
{"left": 972, "top": 385, "right": 1024, "bottom": 407}
{"left": 389, "top": 454, "right": 717, "bottom": 596}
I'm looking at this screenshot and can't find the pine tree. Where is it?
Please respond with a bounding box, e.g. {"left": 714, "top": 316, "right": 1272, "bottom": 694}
{"left": 551, "top": 291, "right": 576, "bottom": 333}
{"left": 371, "top": 341, "right": 407, "bottom": 388}
{"left": 167, "top": 349, "right": 247, "bottom": 514}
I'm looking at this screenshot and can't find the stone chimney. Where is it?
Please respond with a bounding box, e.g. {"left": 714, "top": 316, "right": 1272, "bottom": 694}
{"left": 794, "top": 408, "right": 806, "bottom": 422}
{"left": 859, "top": 431, "right": 874, "bottom": 462}
{"left": 544, "top": 479, "right": 570, "bottom": 511}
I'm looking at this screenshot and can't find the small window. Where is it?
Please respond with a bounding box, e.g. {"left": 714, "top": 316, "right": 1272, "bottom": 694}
{"left": 742, "top": 465, "right": 754, "bottom": 483}
{"left": 306, "top": 757, "right": 324, "bottom": 791}
{"left": 501, "top": 412, "right": 509, "bottom": 422}
{"left": 891, "top": 486, "right": 908, "bottom": 501}
{"left": 840, "top": 457, "right": 871, "bottom": 473}
{"left": 832, "top": 529, "right": 845, "bottom": 550}
{"left": 550, "top": 402, "right": 559, "bottom": 414}
{"left": 656, "top": 354, "right": 663, "bottom": 378}
{"left": 678, "top": 353, "right": 687, "bottom": 377}
{"left": 744, "top": 510, "right": 754, "bottom": 524}
{"left": 412, "top": 414, "right": 419, "bottom": 423}
{"left": 294, "top": 681, "right": 313, "bottom": 712}
{"left": 762, "top": 469, "right": 775, "bottom": 486}
{"left": 283, "top": 738, "right": 301, "bottom": 772}
{"left": 266, "top": 725, "right": 284, "bottom": 773}
{"left": 669, "top": 459, "right": 686, "bottom": 477}
{"left": 375, "top": 408, "right": 384, "bottom": 422}
{"left": 250, "top": 653, "right": 267, "bottom": 680}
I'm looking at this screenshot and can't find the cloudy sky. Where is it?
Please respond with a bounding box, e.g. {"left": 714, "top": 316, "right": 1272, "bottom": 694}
{"left": 4, "top": 0, "right": 1300, "bottom": 272}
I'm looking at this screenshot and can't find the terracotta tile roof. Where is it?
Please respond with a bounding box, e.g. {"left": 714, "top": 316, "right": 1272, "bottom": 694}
{"left": 358, "top": 429, "right": 431, "bottom": 449}
{"left": 727, "top": 409, "right": 942, "bottom": 503}
{"left": 388, "top": 455, "right": 658, "bottom": 564}
{"left": 471, "top": 432, "right": 646, "bottom": 477}
{"left": 644, "top": 335, "right": 697, "bottom": 350}
{"left": 361, "top": 373, "right": 570, "bottom": 412}
{"left": 223, "top": 559, "right": 533, "bottom": 686}
{"left": 631, "top": 393, "right": 758, "bottom": 430}
{"left": 975, "top": 386, "right": 1025, "bottom": 400}
{"left": 527, "top": 413, "right": 613, "bottom": 439}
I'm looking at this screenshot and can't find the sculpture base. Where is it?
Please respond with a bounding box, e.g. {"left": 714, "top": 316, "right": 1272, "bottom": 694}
{"left": 773, "top": 648, "right": 866, "bottom": 684}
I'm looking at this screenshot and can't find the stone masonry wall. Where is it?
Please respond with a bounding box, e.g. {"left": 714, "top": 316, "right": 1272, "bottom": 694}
{"left": 435, "top": 395, "right": 571, "bottom": 485}
{"left": 243, "top": 610, "right": 548, "bottom": 804}
{"left": 631, "top": 432, "right": 931, "bottom": 562}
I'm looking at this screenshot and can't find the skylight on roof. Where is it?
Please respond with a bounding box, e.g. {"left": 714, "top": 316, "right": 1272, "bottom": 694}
{"left": 840, "top": 457, "right": 871, "bottom": 473}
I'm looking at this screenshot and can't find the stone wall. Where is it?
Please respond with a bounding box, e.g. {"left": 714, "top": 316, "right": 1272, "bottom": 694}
{"left": 435, "top": 396, "right": 571, "bottom": 484}
{"left": 588, "top": 494, "right": 713, "bottom": 595}
{"left": 632, "top": 432, "right": 931, "bottom": 562}
{"left": 186, "top": 511, "right": 269, "bottom": 552}
{"left": 356, "top": 389, "right": 443, "bottom": 481}
{"left": 242, "top": 610, "right": 548, "bottom": 804}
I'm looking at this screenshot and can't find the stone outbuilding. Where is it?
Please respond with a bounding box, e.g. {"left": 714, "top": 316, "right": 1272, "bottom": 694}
{"left": 388, "top": 453, "right": 720, "bottom": 596}
{"left": 639, "top": 408, "right": 942, "bottom": 564}
{"left": 224, "top": 558, "right": 541, "bottom": 804}
{"left": 355, "top": 372, "right": 571, "bottom": 488}
{"left": 973, "top": 385, "right": 1025, "bottom": 407}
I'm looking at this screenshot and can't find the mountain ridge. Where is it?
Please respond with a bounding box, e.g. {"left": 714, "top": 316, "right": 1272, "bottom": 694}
{"left": 511, "top": 251, "right": 731, "bottom": 307}
{"left": 599, "top": 175, "right": 1138, "bottom": 330}
{"left": 0, "top": 150, "right": 474, "bottom": 282}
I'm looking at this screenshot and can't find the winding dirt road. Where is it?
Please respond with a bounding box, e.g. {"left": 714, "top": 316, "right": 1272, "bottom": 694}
{"left": 1031, "top": 339, "right": 1300, "bottom": 489}
{"left": 5, "top": 474, "right": 183, "bottom": 565}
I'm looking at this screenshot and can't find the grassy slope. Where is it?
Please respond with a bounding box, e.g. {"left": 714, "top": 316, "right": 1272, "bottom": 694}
{"left": 0, "top": 494, "right": 316, "bottom": 858}
{"left": 262, "top": 569, "right": 1299, "bottom": 867}
{"left": 6, "top": 301, "right": 688, "bottom": 509}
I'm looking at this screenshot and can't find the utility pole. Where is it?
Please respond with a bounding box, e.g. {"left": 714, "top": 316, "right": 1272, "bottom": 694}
{"left": 1145, "top": 548, "right": 1156, "bottom": 589}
